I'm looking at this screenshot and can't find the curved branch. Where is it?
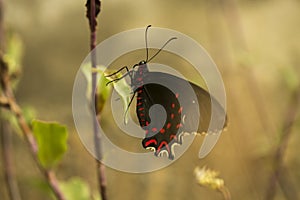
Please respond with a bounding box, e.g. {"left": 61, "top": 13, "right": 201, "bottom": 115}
{"left": 0, "top": 55, "right": 66, "bottom": 200}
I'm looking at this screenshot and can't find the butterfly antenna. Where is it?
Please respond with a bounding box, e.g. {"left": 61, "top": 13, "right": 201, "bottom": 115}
{"left": 147, "top": 37, "right": 177, "bottom": 63}
{"left": 145, "top": 25, "right": 152, "bottom": 62}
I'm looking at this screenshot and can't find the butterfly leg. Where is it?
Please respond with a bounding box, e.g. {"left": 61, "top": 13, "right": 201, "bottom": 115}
{"left": 105, "top": 71, "right": 132, "bottom": 86}
{"left": 105, "top": 66, "right": 129, "bottom": 77}
{"left": 123, "top": 91, "right": 136, "bottom": 124}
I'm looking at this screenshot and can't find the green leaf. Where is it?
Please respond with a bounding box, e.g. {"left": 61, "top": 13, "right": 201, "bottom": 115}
{"left": 1, "top": 106, "right": 36, "bottom": 137}
{"left": 32, "top": 120, "right": 68, "bottom": 169}
{"left": 3, "top": 32, "right": 23, "bottom": 88}
{"left": 81, "top": 63, "right": 112, "bottom": 113}
{"left": 97, "top": 67, "right": 113, "bottom": 113}
{"left": 23, "top": 106, "right": 37, "bottom": 125}
{"left": 104, "top": 71, "right": 132, "bottom": 124}
{"left": 81, "top": 63, "right": 132, "bottom": 122}
{"left": 59, "top": 178, "right": 92, "bottom": 200}
{"left": 3, "top": 32, "right": 23, "bottom": 73}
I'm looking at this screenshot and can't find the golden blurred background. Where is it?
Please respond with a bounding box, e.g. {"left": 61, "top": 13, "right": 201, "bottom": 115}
{"left": 1, "top": 0, "right": 300, "bottom": 199}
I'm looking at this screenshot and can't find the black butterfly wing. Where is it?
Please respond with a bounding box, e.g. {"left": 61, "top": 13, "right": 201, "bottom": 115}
{"left": 182, "top": 81, "right": 228, "bottom": 158}
{"left": 136, "top": 72, "right": 227, "bottom": 159}
{"left": 185, "top": 81, "right": 227, "bottom": 134}
{"left": 136, "top": 83, "right": 182, "bottom": 159}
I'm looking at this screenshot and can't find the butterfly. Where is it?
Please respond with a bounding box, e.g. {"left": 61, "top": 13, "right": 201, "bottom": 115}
{"left": 106, "top": 25, "right": 227, "bottom": 159}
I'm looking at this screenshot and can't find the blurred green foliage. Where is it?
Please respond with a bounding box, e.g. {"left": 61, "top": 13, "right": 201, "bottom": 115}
{"left": 2, "top": 32, "right": 23, "bottom": 88}
{"left": 82, "top": 63, "right": 132, "bottom": 121}
{"left": 281, "top": 66, "right": 299, "bottom": 92}
{"left": 59, "top": 178, "right": 99, "bottom": 200}
{"left": 1, "top": 106, "right": 36, "bottom": 136}
{"left": 81, "top": 63, "right": 112, "bottom": 113}
{"left": 32, "top": 120, "right": 68, "bottom": 169}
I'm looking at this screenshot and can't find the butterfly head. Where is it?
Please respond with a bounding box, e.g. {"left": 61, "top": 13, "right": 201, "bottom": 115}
{"left": 131, "top": 60, "right": 149, "bottom": 87}
{"left": 137, "top": 60, "right": 148, "bottom": 72}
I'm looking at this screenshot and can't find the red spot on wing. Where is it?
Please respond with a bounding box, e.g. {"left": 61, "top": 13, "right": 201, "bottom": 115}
{"left": 175, "top": 93, "right": 179, "bottom": 98}
{"left": 176, "top": 123, "right": 182, "bottom": 128}
{"left": 171, "top": 103, "right": 175, "bottom": 108}
{"left": 139, "top": 107, "right": 144, "bottom": 111}
{"left": 146, "top": 121, "right": 149, "bottom": 126}
{"left": 160, "top": 128, "right": 165, "bottom": 134}
{"left": 152, "top": 127, "right": 157, "bottom": 132}
{"left": 170, "top": 113, "right": 174, "bottom": 119}
{"left": 145, "top": 139, "right": 157, "bottom": 147}
{"left": 170, "top": 134, "right": 177, "bottom": 140}
{"left": 157, "top": 141, "right": 170, "bottom": 154}
{"left": 178, "top": 107, "right": 183, "bottom": 114}
{"left": 137, "top": 102, "right": 142, "bottom": 106}
{"left": 137, "top": 97, "right": 142, "bottom": 100}
{"left": 166, "top": 123, "right": 171, "bottom": 129}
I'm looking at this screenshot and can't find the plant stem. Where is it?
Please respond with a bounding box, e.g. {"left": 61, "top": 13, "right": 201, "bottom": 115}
{"left": 277, "top": 166, "right": 299, "bottom": 200}
{"left": 0, "top": 118, "right": 22, "bottom": 200}
{"left": 0, "top": 56, "right": 66, "bottom": 200}
{"left": 0, "top": 2, "right": 66, "bottom": 199}
{"left": 219, "top": 186, "right": 231, "bottom": 200}
{"left": 265, "top": 89, "right": 300, "bottom": 200}
{"left": 0, "top": 0, "right": 4, "bottom": 50}
{"left": 86, "top": 1, "right": 107, "bottom": 200}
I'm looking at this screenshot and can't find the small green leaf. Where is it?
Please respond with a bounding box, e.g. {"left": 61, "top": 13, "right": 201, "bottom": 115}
{"left": 105, "top": 71, "right": 132, "bottom": 124}
{"left": 32, "top": 120, "right": 68, "bottom": 169}
{"left": 3, "top": 32, "right": 23, "bottom": 88}
{"left": 59, "top": 178, "right": 92, "bottom": 200}
{"left": 97, "top": 67, "right": 113, "bottom": 113}
{"left": 1, "top": 106, "right": 36, "bottom": 137}
{"left": 22, "top": 106, "right": 37, "bottom": 125}
{"left": 82, "top": 63, "right": 132, "bottom": 122}
{"left": 81, "top": 63, "right": 112, "bottom": 113}
{"left": 3, "top": 32, "right": 23, "bottom": 73}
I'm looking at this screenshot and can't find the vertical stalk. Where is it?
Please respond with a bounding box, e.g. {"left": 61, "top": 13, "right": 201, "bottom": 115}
{"left": 86, "top": 1, "right": 107, "bottom": 199}
{"left": 1, "top": 118, "right": 22, "bottom": 200}
{"left": 0, "top": 1, "right": 21, "bottom": 199}
{"left": 264, "top": 90, "right": 300, "bottom": 200}
{"left": 0, "top": 0, "right": 4, "bottom": 49}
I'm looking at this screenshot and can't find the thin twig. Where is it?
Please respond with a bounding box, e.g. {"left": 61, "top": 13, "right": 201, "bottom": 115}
{"left": 85, "top": 1, "right": 107, "bottom": 200}
{"left": 0, "top": 2, "right": 21, "bottom": 199}
{"left": 0, "top": 118, "right": 22, "bottom": 200}
{"left": 265, "top": 90, "right": 300, "bottom": 200}
{"left": 219, "top": 186, "right": 231, "bottom": 200}
{"left": 0, "top": 95, "right": 9, "bottom": 107}
{"left": 0, "top": 56, "right": 66, "bottom": 200}
{"left": 0, "top": 0, "right": 4, "bottom": 50}
{"left": 277, "top": 166, "right": 299, "bottom": 200}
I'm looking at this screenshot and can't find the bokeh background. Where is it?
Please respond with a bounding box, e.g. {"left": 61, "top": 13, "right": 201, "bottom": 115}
{"left": 1, "top": 0, "right": 300, "bottom": 199}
